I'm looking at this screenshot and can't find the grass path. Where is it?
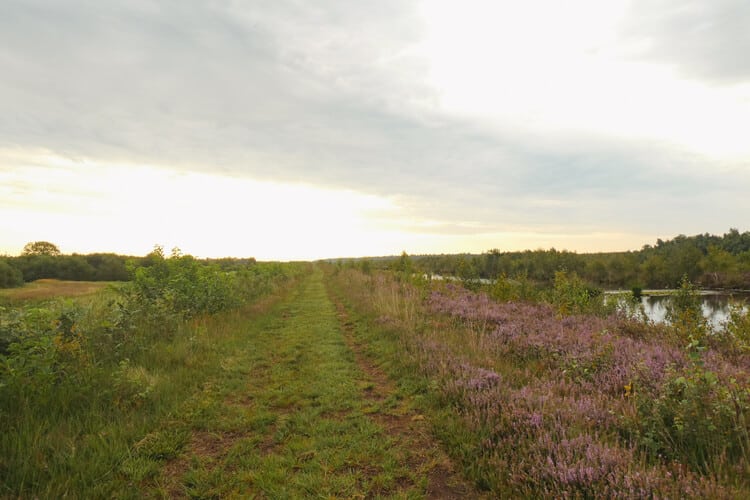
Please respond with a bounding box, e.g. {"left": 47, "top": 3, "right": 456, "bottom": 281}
{"left": 143, "top": 267, "right": 473, "bottom": 498}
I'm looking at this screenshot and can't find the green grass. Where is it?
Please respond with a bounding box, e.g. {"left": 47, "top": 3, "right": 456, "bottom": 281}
{"left": 141, "top": 267, "right": 450, "bottom": 498}
{"left": 2, "top": 266, "right": 474, "bottom": 498}
{"left": 0, "top": 277, "right": 299, "bottom": 498}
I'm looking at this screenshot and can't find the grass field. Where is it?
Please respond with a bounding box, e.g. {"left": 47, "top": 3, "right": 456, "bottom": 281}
{"left": 0, "top": 279, "right": 115, "bottom": 303}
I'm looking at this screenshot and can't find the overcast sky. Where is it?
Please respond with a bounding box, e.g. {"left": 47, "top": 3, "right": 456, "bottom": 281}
{"left": 1, "top": 0, "right": 749, "bottom": 259}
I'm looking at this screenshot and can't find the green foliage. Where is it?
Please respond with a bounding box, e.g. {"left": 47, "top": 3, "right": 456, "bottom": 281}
{"left": 359, "top": 258, "right": 372, "bottom": 275}
{"left": 22, "top": 241, "right": 61, "bottom": 256}
{"left": 0, "top": 259, "right": 24, "bottom": 288}
{"left": 456, "top": 256, "right": 481, "bottom": 291}
{"left": 10, "top": 253, "right": 129, "bottom": 282}
{"left": 13, "top": 254, "right": 60, "bottom": 281}
{"left": 627, "top": 286, "right": 748, "bottom": 476}
{"left": 235, "top": 261, "right": 300, "bottom": 303}
{"left": 125, "top": 247, "right": 239, "bottom": 319}
{"left": 665, "top": 275, "right": 707, "bottom": 345}
{"left": 0, "top": 254, "right": 304, "bottom": 497}
{"left": 408, "top": 228, "right": 750, "bottom": 290}
{"left": 83, "top": 253, "right": 130, "bottom": 281}
{"left": 489, "top": 272, "right": 539, "bottom": 302}
{"left": 631, "top": 363, "right": 750, "bottom": 474}
{"left": 392, "top": 251, "right": 413, "bottom": 275}
{"left": 548, "top": 270, "right": 609, "bottom": 316}
{"left": 715, "top": 302, "right": 750, "bottom": 353}
{"left": 0, "top": 303, "right": 89, "bottom": 399}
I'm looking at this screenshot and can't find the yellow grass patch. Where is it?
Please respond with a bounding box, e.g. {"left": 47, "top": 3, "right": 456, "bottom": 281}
{"left": 0, "top": 279, "right": 112, "bottom": 301}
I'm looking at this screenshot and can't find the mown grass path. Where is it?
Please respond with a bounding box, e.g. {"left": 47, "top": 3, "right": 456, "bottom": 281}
{"left": 143, "top": 267, "right": 472, "bottom": 498}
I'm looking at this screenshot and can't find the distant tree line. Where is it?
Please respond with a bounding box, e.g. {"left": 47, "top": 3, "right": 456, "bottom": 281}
{"left": 0, "top": 241, "right": 258, "bottom": 289}
{"left": 0, "top": 241, "right": 131, "bottom": 288}
{"left": 393, "top": 229, "right": 750, "bottom": 290}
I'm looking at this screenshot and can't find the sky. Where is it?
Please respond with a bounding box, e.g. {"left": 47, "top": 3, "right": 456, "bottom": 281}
{"left": 1, "top": 0, "right": 749, "bottom": 260}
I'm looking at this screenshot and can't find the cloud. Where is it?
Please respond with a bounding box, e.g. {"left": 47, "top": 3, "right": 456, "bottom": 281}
{"left": 0, "top": 1, "right": 434, "bottom": 179}
{"left": 618, "top": 0, "right": 750, "bottom": 84}
{"left": 0, "top": 0, "right": 748, "bottom": 254}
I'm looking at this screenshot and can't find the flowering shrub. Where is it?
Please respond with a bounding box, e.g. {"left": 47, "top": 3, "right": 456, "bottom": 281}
{"left": 340, "top": 269, "right": 750, "bottom": 497}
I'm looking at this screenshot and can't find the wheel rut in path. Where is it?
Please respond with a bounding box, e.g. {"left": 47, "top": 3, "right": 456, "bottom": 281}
{"left": 152, "top": 269, "right": 479, "bottom": 498}
{"left": 328, "top": 287, "right": 479, "bottom": 499}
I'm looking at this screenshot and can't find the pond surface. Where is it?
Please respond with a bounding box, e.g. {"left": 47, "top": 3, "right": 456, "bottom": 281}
{"left": 612, "top": 291, "right": 750, "bottom": 330}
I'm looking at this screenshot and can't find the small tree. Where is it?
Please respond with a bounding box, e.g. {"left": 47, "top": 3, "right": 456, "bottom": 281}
{"left": 393, "top": 251, "right": 413, "bottom": 274}
{"left": 665, "top": 275, "right": 707, "bottom": 345}
{"left": 22, "top": 241, "right": 61, "bottom": 256}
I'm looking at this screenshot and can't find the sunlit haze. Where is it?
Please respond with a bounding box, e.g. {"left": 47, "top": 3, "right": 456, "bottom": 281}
{"left": 1, "top": 1, "right": 748, "bottom": 259}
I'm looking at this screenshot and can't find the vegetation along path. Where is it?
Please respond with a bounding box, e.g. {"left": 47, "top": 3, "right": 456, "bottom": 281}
{"left": 146, "top": 267, "right": 473, "bottom": 498}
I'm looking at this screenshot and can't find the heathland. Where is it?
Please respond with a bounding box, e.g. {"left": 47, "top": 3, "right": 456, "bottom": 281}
{"left": 1, "top": 232, "right": 749, "bottom": 498}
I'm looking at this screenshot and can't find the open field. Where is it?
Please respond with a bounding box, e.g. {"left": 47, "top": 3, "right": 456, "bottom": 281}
{"left": 0, "top": 279, "right": 114, "bottom": 303}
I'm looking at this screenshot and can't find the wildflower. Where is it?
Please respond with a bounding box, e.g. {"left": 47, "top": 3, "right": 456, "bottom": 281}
{"left": 624, "top": 381, "right": 633, "bottom": 398}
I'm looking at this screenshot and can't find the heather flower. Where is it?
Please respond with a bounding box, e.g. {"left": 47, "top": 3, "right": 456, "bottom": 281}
{"left": 348, "top": 270, "right": 749, "bottom": 497}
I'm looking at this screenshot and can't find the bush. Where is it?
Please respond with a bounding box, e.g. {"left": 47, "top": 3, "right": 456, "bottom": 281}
{"left": 665, "top": 275, "right": 707, "bottom": 345}
{"left": 124, "top": 247, "right": 239, "bottom": 319}
{"left": 0, "top": 259, "right": 23, "bottom": 288}
{"left": 0, "top": 305, "right": 64, "bottom": 400}
{"left": 714, "top": 302, "right": 750, "bottom": 354}
{"left": 630, "top": 362, "right": 750, "bottom": 474}
{"left": 489, "top": 273, "right": 539, "bottom": 302}
{"left": 548, "top": 270, "right": 611, "bottom": 316}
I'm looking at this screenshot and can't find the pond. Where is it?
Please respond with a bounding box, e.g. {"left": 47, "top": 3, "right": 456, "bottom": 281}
{"left": 611, "top": 290, "right": 750, "bottom": 331}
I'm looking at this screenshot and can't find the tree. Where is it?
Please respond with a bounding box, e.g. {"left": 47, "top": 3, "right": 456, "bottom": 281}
{"left": 0, "top": 259, "right": 24, "bottom": 288}
{"left": 393, "top": 251, "right": 413, "bottom": 274}
{"left": 22, "top": 241, "right": 61, "bottom": 256}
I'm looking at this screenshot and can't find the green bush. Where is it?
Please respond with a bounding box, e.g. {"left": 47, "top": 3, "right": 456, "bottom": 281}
{"left": 0, "top": 259, "right": 23, "bottom": 288}
{"left": 714, "top": 302, "right": 750, "bottom": 354}
{"left": 489, "top": 272, "right": 539, "bottom": 302}
{"left": 548, "top": 270, "right": 610, "bottom": 316}
{"left": 124, "top": 247, "right": 239, "bottom": 320}
{"left": 631, "top": 363, "right": 750, "bottom": 474}
{"left": 665, "top": 275, "right": 707, "bottom": 345}
{"left": 0, "top": 251, "right": 299, "bottom": 414}
{"left": 0, "top": 305, "right": 65, "bottom": 400}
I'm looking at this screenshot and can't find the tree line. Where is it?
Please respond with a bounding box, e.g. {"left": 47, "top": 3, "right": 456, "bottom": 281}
{"left": 394, "top": 228, "right": 750, "bottom": 290}
{"left": 0, "top": 241, "right": 258, "bottom": 289}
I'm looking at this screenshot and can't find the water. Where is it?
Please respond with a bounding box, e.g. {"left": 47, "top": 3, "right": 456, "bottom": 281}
{"left": 430, "top": 274, "right": 750, "bottom": 330}
{"left": 612, "top": 291, "right": 750, "bottom": 330}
